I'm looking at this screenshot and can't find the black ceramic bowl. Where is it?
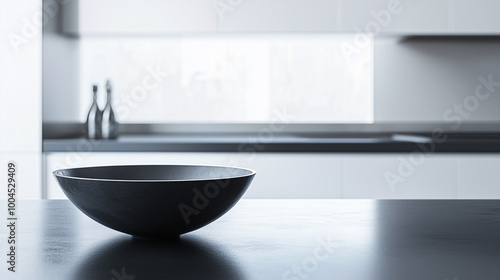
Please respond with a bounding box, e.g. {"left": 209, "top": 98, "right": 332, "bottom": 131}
{"left": 53, "top": 165, "right": 255, "bottom": 239}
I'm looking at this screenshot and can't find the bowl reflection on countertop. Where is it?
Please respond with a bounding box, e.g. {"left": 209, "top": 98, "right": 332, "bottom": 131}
{"left": 71, "top": 236, "right": 246, "bottom": 280}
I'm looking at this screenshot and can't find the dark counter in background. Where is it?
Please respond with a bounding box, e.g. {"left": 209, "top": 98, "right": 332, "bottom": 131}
{"left": 43, "top": 133, "right": 500, "bottom": 153}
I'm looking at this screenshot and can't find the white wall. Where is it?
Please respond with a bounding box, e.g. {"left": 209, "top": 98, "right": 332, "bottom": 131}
{"left": 0, "top": 0, "right": 43, "bottom": 199}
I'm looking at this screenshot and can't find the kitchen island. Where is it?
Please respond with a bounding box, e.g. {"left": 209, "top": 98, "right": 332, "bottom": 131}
{"left": 1, "top": 199, "right": 499, "bottom": 279}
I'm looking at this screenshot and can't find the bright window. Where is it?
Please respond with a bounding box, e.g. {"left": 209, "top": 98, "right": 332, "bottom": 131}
{"left": 80, "top": 34, "right": 373, "bottom": 123}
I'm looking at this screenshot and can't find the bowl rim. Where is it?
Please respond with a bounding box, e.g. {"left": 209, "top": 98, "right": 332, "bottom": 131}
{"left": 52, "top": 164, "right": 256, "bottom": 183}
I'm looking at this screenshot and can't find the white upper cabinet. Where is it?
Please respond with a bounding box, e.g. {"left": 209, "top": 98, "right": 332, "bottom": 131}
{"left": 63, "top": 0, "right": 218, "bottom": 35}
{"left": 452, "top": 0, "right": 500, "bottom": 34}
{"left": 339, "top": 0, "right": 450, "bottom": 34}
{"left": 216, "top": 0, "right": 339, "bottom": 32}
{"left": 62, "top": 0, "right": 500, "bottom": 35}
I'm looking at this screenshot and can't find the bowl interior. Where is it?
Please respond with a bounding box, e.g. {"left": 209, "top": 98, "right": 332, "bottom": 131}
{"left": 53, "top": 165, "right": 254, "bottom": 181}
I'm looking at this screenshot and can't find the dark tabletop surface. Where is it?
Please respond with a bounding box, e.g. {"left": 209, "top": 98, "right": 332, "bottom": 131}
{"left": 1, "top": 199, "right": 500, "bottom": 280}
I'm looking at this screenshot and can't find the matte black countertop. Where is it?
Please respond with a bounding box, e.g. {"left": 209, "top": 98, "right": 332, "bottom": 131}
{"left": 42, "top": 133, "right": 500, "bottom": 153}
{"left": 2, "top": 199, "right": 500, "bottom": 279}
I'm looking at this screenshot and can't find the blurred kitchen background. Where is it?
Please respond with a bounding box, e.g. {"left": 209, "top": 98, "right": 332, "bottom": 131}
{"left": 2, "top": 0, "right": 500, "bottom": 199}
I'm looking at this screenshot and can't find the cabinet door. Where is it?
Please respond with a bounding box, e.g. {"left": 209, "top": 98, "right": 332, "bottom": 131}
{"left": 453, "top": 0, "right": 500, "bottom": 34}
{"left": 217, "top": 0, "right": 338, "bottom": 32}
{"left": 63, "top": 0, "right": 218, "bottom": 35}
{"left": 45, "top": 152, "right": 342, "bottom": 199}
{"left": 61, "top": 0, "right": 500, "bottom": 35}
{"left": 458, "top": 155, "right": 500, "bottom": 199}
{"left": 342, "top": 154, "right": 457, "bottom": 199}
{"left": 340, "top": 0, "right": 450, "bottom": 34}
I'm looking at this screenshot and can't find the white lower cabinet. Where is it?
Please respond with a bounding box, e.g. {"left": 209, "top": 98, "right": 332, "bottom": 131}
{"left": 343, "top": 154, "right": 458, "bottom": 199}
{"left": 458, "top": 155, "right": 500, "bottom": 199}
{"left": 44, "top": 152, "right": 500, "bottom": 199}
{"left": 44, "top": 152, "right": 342, "bottom": 199}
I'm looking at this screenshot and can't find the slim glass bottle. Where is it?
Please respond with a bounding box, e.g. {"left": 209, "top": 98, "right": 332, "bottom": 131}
{"left": 101, "top": 80, "right": 118, "bottom": 139}
{"left": 85, "top": 85, "right": 102, "bottom": 139}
